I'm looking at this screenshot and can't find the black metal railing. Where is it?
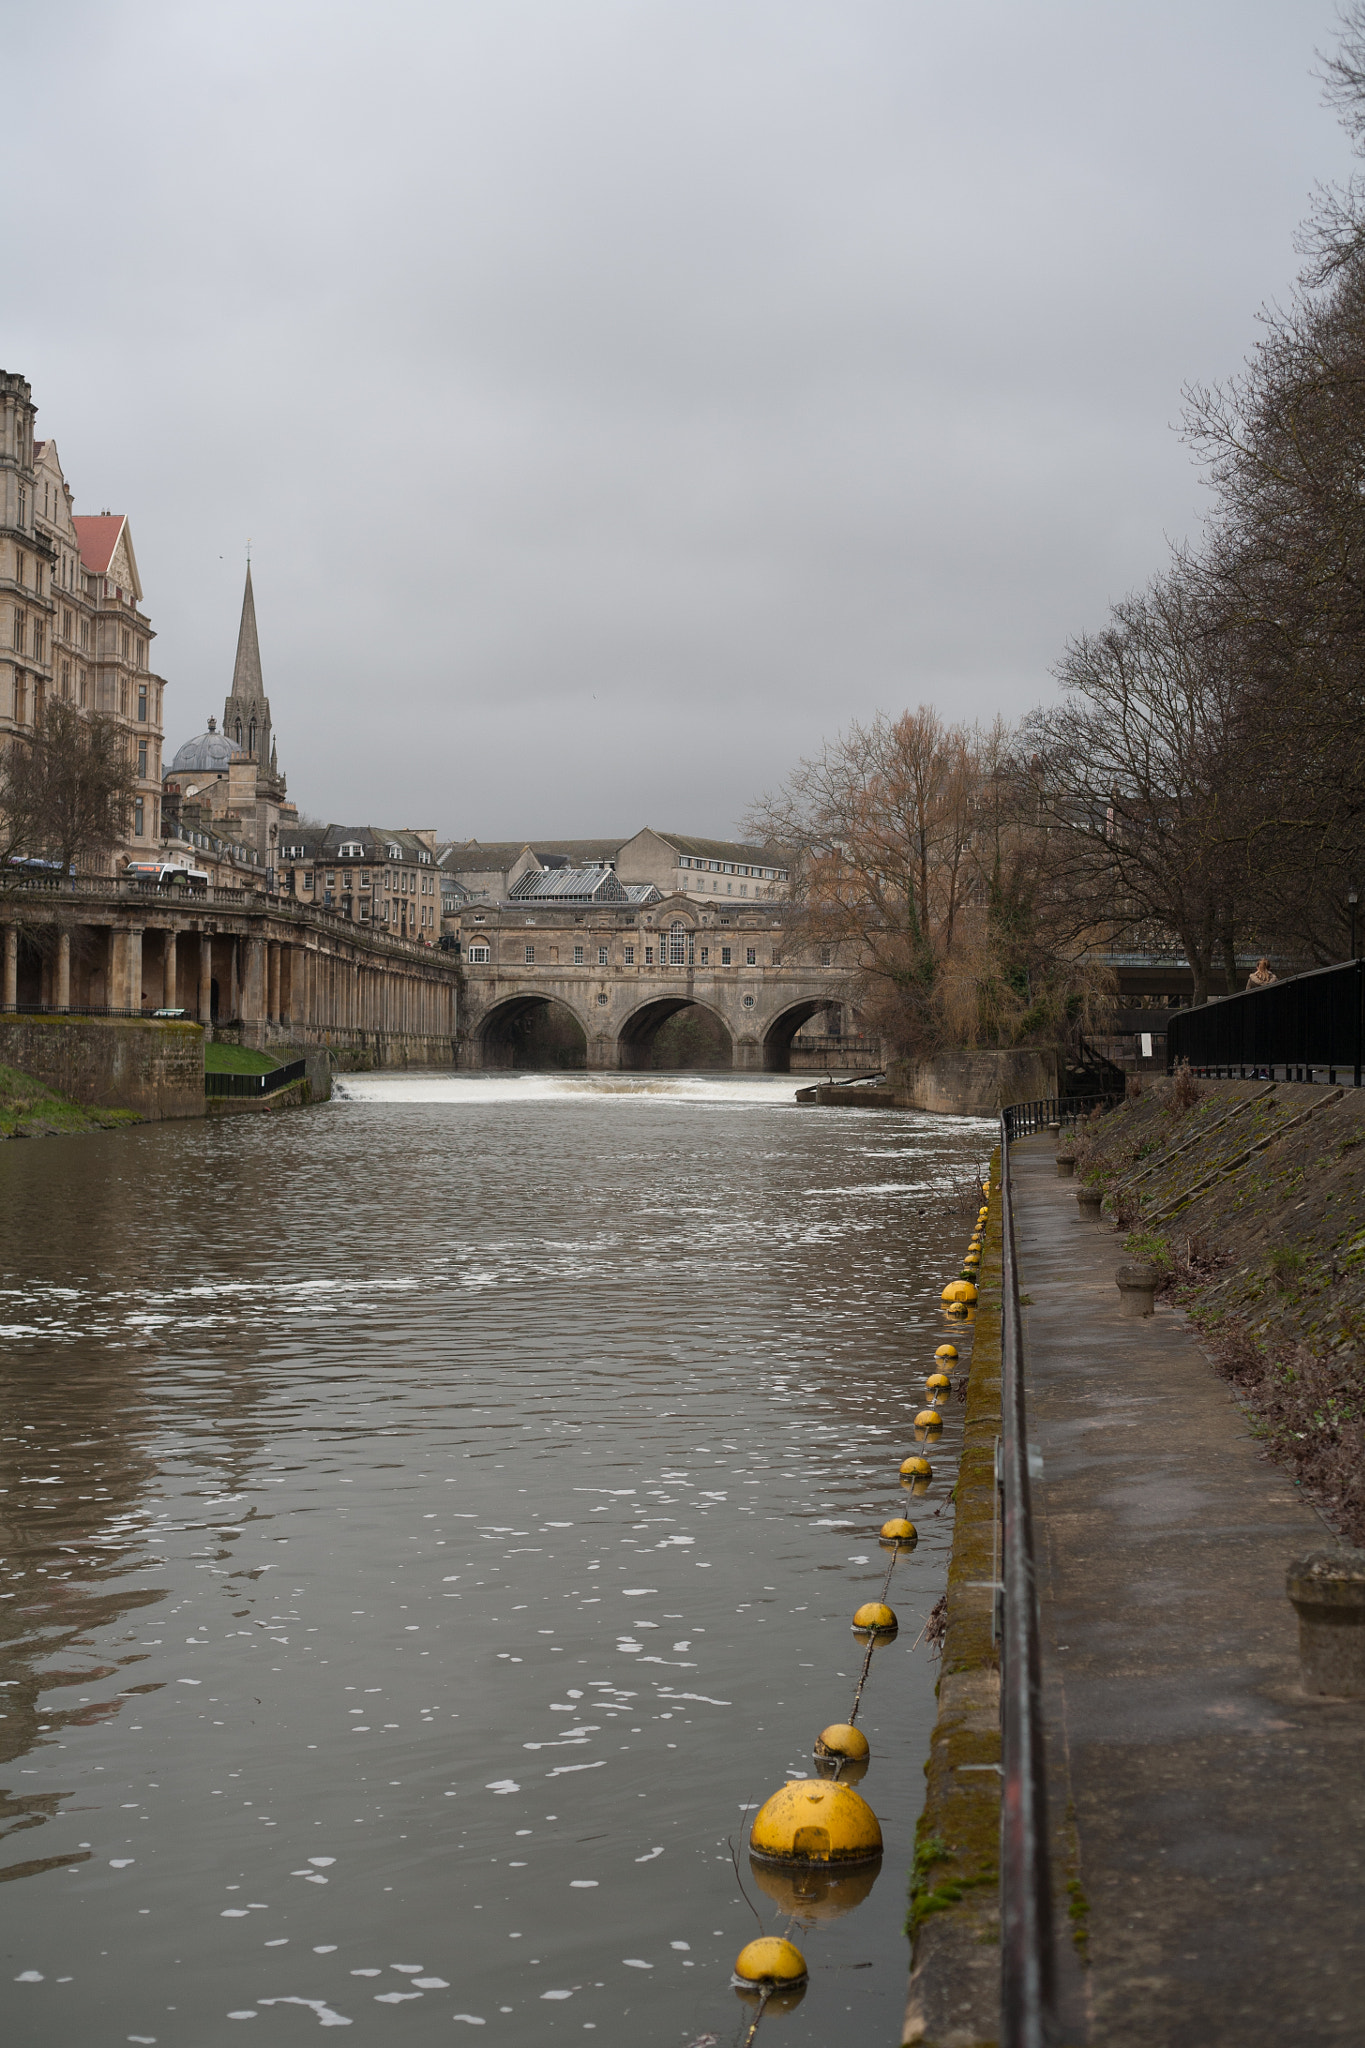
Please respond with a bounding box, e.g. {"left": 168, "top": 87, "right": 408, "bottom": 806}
{"left": 1166, "top": 958, "right": 1364, "bottom": 1084}
{"left": 997, "top": 1114, "right": 1057, "bottom": 2048}
{"left": 204, "top": 1059, "right": 307, "bottom": 1099}
{"left": 1002, "top": 1092, "right": 1122, "bottom": 1139}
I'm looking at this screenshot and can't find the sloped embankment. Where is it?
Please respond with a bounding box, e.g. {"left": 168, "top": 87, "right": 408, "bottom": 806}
{"left": 1075, "top": 1078, "right": 1365, "bottom": 1543}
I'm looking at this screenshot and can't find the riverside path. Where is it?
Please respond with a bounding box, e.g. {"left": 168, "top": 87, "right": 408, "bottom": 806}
{"left": 1010, "top": 1135, "right": 1364, "bottom": 2045}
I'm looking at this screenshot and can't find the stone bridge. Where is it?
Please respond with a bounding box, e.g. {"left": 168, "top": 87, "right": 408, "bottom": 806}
{"left": 457, "top": 952, "right": 860, "bottom": 1071}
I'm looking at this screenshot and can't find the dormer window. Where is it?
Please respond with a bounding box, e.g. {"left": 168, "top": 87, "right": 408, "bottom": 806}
{"left": 339, "top": 841, "right": 364, "bottom": 857}
{"left": 387, "top": 844, "right": 402, "bottom": 860}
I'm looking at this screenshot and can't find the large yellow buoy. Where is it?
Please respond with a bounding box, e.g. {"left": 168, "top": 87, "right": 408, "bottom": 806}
{"left": 733, "top": 1936, "right": 808, "bottom": 1988}
{"left": 852, "top": 1601, "right": 898, "bottom": 1634}
{"left": 926, "top": 1372, "right": 950, "bottom": 1394}
{"left": 879, "top": 1517, "right": 917, "bottom": 1546}
{"left": 814, "top": 1722, "right": 870, "bottom": 1763}
{"left": 940, "top": 1279, "right": 978, "bottom": 1304}
{"left": 900, "top": 1454, "right": 932, "bottom": 1479}
{"left": 749, "top": 1779, "right": 883, "bottom": 1866}
{"left": 914, "top": 1409, "right": 943, "bottom": 1436}
{"left": 934, "top": 1344, "right": 958, "bottom": 1361}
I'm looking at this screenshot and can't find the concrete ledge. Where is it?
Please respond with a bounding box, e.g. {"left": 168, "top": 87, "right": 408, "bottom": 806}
{"left": 904, "top": 1155, "right": 1002, "bottom": 2047}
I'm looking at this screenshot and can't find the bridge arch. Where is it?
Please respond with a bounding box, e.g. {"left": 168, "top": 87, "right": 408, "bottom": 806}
{"left": 762, "top": 998, "right": 849, "bottom": 1073}
{"left": 476, "top": 991, "right": 591, "bottom": 1070}
{"left": 617, "top": 993, "right": 734, "bottom": 1070}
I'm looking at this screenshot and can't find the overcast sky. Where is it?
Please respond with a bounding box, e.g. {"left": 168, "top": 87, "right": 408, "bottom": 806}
{"left": 5, "top": 1, "right": 1356, "bottom": 841}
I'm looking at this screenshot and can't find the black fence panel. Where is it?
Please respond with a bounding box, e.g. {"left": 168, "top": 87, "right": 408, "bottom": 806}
{"left": 204, "top": 1059, "right": 307, "bottom": 1099}
{"left": 1166, "top": 961, "right": 1365, "bottom": 1084}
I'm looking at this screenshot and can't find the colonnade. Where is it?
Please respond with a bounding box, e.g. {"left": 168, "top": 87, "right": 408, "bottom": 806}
{"left": 0, "top": 911, "right": 458, "bottom": 1051}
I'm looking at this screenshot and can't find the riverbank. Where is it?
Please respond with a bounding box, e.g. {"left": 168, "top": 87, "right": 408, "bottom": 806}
{"left": 1014, "top": 1137, "right": 1364, "bottom": 2046}
{"left": 1074, "top": 1078, "right": 1365, "bottom": 1542}
{"left": 905, "top": 1115, "right": 1365, "bottom": 2046}
{"left": 0, "top": 1060, "right": 140, "bottom": 1138}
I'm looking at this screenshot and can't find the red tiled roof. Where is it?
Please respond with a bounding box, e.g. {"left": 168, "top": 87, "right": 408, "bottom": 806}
{"left": 73, "top": 514, "right": 126, "bottom": 574}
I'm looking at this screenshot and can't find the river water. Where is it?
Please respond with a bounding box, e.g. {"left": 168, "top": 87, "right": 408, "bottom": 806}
{"left": 0, "top": 1073, "right": 991, "bottom": 2048}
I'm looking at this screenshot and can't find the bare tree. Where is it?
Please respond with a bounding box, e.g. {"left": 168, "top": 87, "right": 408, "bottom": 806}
{"left": 747, "top": 706, "right": 1107, "bottom": 1056}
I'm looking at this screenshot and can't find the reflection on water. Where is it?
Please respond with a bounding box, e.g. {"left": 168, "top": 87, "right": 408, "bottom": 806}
{"left": 0, "top": 1074, "right": 990, "bottom": 2045}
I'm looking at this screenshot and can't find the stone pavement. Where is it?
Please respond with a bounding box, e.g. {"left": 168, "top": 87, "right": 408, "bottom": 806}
{"left": 1012, "top": 1137, "right": 1365, "bottom": 2046}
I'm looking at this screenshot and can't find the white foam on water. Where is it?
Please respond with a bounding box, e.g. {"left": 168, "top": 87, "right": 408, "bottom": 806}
{"left": 332, "top": 1072, "right": 808, "bottom": 1108}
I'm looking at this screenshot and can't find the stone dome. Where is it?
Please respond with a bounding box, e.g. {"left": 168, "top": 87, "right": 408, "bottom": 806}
{"left": 170, "top": 718, "right": 241, "bottom": 774}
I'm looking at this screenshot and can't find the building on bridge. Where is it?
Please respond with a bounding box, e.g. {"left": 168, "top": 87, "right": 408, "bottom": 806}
{"left": 437, "top": 827, "right": 791, "bottom": 910}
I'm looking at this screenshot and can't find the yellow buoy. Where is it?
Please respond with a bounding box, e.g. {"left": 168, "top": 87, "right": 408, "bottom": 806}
{"left": 814, "top": 1722, "right": 870, "bottom": 1762}
{"left": 946, "top": 1302, "right": 970, "bottom": 1318}
{"left": 879, "top": 1517, "right": 917, "bottom": 1546}
{"left": 733, "top": 1936, "right": 809, "bottom": 1988}
{"left": 749, "top": 1779, "right": 883, "bottom": 1866}
{"left": 852, "top": 1600, "right": 897, "bottom": 1633}
{"left": 926, "top": 1372, "right": 950, "bottom": 1393}
{"left": 900, "top": 1454, "right": 932, "bottom": 1479}
{"left": 914, "top": 1409, "right": 943, "bottom": 1434}
{"left": 940, "top": 1279, "right": 978, "bottom": 1304}
{"left": 934, "top": 1344, "right": 958, "bottom": 1361}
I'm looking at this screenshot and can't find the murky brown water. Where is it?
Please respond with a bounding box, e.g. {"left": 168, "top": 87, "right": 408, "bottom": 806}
{"left": 0, "top": 1073, "right": 990, "bottom": 2047}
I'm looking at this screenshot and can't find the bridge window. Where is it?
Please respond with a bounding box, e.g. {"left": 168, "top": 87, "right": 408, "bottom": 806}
{"left": 598, "top": 947, "right": 609, "bottom": 966}
{"left": 467, "top": 945, "right": 490, "bottom": 962}
{"left": 644, "top": 945, "right": 654, "bottom": 964}
{"left": 574, "top": 944, "right": 584, "bottom": 964}
{"left": 821, "top": 947, "right": 833, "bottom": 966}
{"left": 624, "top": 945, "right": 635, "bottom": 964}
{"left": 525, "top": 944, "right": 535, "bottom": 963}
{"left": 667, "top": 921, "right": 693, "bottom": 967}
{"left": 699, "top": 946, "right": 708, "bottom": 964}
{"left": 746, "top": 948, "right": 756, "bottom": 965}
{"left": 721, "top": 946, "right": 732, "bottom": 965}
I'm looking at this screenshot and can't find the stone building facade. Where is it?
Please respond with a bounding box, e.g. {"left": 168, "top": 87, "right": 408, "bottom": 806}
{"left": 162, "top": 564, "right": 298, "bottom": 875}
{"left": 278, "top": 825, "right": 442, "bottom": 941}
{"left": 438, "top": 828, "right": 790, "bottom": 909}
{"left": 0, "top": 369, "right": 168, "bottom": 866}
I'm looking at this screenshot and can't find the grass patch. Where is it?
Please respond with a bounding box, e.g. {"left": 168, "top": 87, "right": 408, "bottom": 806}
{"left": 0, "top": 1062, "right": 140, "bottom": 1138}
{"left": 204, "top": 1042, "right": 299, "bottom": 1074}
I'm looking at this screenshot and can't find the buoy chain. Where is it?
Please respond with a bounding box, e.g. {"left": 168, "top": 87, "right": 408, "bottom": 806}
{"left": 725, "top": 1198, "right": 992, "bottom": 2033}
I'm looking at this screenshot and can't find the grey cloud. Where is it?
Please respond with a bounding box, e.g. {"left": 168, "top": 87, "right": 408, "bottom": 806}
{"left": 5, "top": 0, "right": 1354, "bottom": 833}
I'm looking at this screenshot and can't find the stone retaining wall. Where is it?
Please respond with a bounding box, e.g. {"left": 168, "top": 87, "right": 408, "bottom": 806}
{"left": 0, "top": 1016, "right": 204, "bottom": 1121}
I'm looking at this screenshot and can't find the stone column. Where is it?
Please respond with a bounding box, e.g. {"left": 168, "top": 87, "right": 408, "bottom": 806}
{"left": 267, "top": 941, "right": 281, "bottom": 1024}
{"left": 127, "top": 927, "right": 144, "bottom": 1012}
{"left": 3, "top": 927, "right": 16, "bottom": 1010}
{"left": 229, "top": 938, "right": 240, "bottom": 1019}
{"left": 56, "top": 929, "right": 71, "bottom": 1010}
{"left": 243, "top": 936, "right": 267, "bottom": 1036}
{"left": 163, "top": 929, "right": 178, "bottom": 1011}
{"left": 199, "top": 934, "right": 213, "bottom": 1024}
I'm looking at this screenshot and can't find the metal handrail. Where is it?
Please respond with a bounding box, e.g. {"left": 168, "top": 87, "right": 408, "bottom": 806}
{"left": 1003, "top": 1092, "right": 1122, "bottom": 1139}
{"left": 998, "top": 1113, "right": 1057, "bottom": 2048}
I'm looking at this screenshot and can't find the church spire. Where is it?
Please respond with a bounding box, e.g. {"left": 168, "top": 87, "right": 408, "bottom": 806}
{"left": 222, "top": 560, "right": 275, "bottom": 776}
{"left": 231, "top": 561, "right": 264, "bottom": 704}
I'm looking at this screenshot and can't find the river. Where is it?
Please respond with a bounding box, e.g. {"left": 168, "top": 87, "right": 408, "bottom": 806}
{"left": 0, "top": 1073, "right": 991, "bottom": 2047}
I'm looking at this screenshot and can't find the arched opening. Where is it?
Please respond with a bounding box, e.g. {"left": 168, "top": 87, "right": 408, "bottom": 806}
{"left": 763, "top": 999, "right": 842, "bottom": 1073}
{"left": 618, "top": 997, "right": 733, "bottom": 1071}
{"left": 479, "top": 994, "right": 589, "bottom": 1070}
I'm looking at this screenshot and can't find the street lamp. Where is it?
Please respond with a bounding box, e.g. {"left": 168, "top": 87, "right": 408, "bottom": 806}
{"left": 1350, "top": 885, "right": 1359, "bottom": 961}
